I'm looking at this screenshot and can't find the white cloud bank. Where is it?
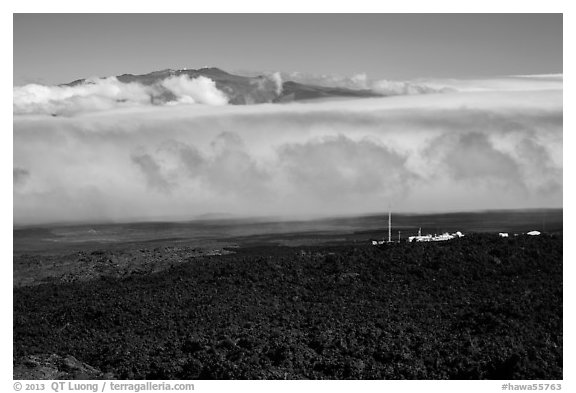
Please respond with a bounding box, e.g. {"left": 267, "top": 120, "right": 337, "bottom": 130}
{"left": 160, "top": 75, "right": 228, "bottom": 105}
{"left": 13, "top": 75, "right": 228, "bottom": 116}
{"left": 13, "top": 75, "right": 562, "bottom": 225}
{"left": 14, "top": 71, "right": 563, "bottom": 116}
{"left": 249, "top": 71, "right": 563, "bottom": 95}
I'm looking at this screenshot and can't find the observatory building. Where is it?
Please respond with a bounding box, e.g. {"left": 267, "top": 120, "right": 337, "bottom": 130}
{"left": 371, "top": 208, "right": 464, "bottom": 245}
{"left": 408, "top": 228, "right": 464, "bottom": 243}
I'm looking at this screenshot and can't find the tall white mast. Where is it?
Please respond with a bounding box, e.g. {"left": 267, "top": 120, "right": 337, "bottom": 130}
{"left": 388, "top": 204, "right": 391, "bottom": 243}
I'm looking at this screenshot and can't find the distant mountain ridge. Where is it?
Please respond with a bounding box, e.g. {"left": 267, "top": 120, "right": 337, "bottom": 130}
{"left": 63, "top": 67, "right": 383, "bottom": 105}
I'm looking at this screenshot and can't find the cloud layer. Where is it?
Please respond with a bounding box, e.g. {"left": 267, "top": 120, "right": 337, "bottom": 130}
{"left": 244, "top": 71, "right": 563, "bottom": 95}
{"left": 13, "top": 75, "right": 229, "bottom": 115}
{"left": 13, "top": 73, "right": 562, "bottom": 225}
{"left": 15, "top": 71, "right": 563, "bottom": 117}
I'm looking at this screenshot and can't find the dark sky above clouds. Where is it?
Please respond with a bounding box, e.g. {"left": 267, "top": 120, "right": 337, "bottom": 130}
{"left": 13, "top": 13, "right": 562, "bottom": 85}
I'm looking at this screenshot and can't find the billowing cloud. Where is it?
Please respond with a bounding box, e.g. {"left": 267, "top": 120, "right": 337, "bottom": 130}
{"left": 13, "top": 77, "right": 153, "bottom": 115}
{"left": 161, "top": 75, "right": 228, "bottom": 105}
{"left": 277, "top": 135, "right": 413, "bottom": 199}
{"left": 14, "top": 70, "right": 563, "bottom": 117}
{"left": 134, "top": 132, "right": 271, "bottom": 198}
{"left": 131, "top": 152, "right": 173, "bottom": 193}
{"left": 13, "top": 77, "right": 562, "bottom": 225}
{"left": 13, "top": 75, "right": 229, "bottom": 116}
{"left": 269, "top": 72, "right": 283, "bottom": 96}
{"left": 425, "top": 132, "right": 524, "bottom": 189}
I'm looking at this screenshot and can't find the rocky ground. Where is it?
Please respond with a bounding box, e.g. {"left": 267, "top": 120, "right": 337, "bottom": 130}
{"left": 13, "top": 244, "right": 235, "bottom": 287}
{"left": 13, "top": 354, "right": 110, "bottom": 380}
{"left": 13, "top": 234, "right": 562, "bottom": 379}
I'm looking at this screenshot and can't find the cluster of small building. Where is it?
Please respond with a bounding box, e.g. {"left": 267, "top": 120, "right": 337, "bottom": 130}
{"left": 408, "top": 229, "right": 464, "bottom": 243}
{"left": 371, "top": 228, "right": 464, "bottom": 245}
{"left": 369, "top": 209, "right": 544, "bottom": 246}
{"left": 499, "top": 231, "right": 541, "bottom": 238}
{"left": 372, "top": 229, "right": 543, "bottom": 245}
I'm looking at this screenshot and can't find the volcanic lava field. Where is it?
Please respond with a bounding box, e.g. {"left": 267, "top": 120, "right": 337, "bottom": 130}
{"left": 13, "top": 225, "right": 562, "bottom": 380}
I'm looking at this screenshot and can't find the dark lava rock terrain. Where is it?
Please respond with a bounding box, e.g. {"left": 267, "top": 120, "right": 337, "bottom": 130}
{"left": 13, "top": 354, "right": 110, "bottom": 380}
{"left": 13, "top": 234, "right": 562, "bottom": 379}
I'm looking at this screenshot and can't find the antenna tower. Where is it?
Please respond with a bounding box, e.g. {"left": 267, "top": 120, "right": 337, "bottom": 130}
{"left": 388, "top": 204, "right": 391, "bottom": 243}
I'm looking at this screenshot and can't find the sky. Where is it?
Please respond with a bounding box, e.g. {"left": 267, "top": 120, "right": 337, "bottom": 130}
{"left": 13, "top": 14, "right": 562, "bottom": 86}
{"left": 12, "top": 14, "right": 563, "bottom": 225}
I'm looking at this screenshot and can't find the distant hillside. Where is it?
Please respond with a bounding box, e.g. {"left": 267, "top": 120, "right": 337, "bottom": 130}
{"left": 278, "top": 81, "right": 379, "bottom": 101}
{"left": 63, "top": 67, "right": 382, "bottom": 105}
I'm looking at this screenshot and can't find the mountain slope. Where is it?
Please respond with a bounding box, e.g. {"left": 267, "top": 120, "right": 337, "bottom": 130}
{"left": 63, "top": 67, "right": 383, "bottom": 105}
